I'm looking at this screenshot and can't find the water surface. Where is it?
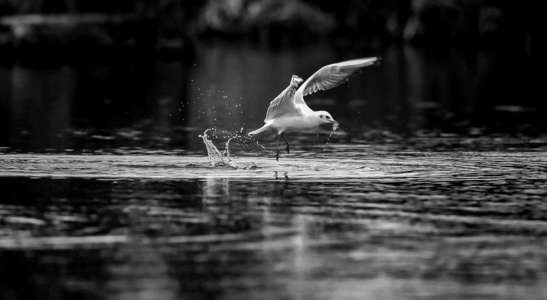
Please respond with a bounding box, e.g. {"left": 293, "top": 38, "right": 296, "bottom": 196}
{"left": 1, "top": 141, "right": 547, "bottom": 299}
{"left": 1, "top": 43, "right": 547, "bottom": 299}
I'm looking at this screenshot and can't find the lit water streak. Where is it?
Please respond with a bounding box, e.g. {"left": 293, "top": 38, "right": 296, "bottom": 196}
{"left": 0, "top": 151, "right": 545, "bottom": 180}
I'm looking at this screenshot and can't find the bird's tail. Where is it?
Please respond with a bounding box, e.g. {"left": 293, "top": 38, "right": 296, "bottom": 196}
{"left": 248, "top": 124, "right": 271, "bottom": 136}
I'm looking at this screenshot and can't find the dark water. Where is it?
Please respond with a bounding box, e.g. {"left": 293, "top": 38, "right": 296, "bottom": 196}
{"left": 1, "top": 42, "right": 545, "bottom": 153}
{"left": 1, "top": 43, "right": 547, "bottom": 299}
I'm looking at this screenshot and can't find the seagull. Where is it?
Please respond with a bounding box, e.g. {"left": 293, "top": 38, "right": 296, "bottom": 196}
{"left": 248, "top": 57, "right": 380, "bottom": 160}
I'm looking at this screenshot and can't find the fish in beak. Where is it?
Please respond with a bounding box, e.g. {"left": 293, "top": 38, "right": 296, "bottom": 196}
{"left": 332, "top": 120, "right": 339, "bottom": 131}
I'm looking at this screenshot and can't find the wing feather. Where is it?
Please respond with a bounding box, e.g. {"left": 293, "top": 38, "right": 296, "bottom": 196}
{"left": 264, "top": 75, "right": 303, "bottom": 122}
{"left": 295, "top": 57, "right": 380, "bottom": 103}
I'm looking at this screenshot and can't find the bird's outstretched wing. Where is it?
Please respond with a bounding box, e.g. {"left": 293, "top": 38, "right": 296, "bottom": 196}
{"left": 264, "top": 75, "right": 304, "bottom": 122}
{"left": 295, "top": 57, "right": 380, "bottom": 104}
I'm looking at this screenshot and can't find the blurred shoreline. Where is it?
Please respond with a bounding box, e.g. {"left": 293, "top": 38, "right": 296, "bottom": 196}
{"left": 0, "top": 0, "right": 540, "bottom": 62}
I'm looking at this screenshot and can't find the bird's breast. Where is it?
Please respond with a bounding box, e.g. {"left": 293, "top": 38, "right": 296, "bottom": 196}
{"left": 271, "top": 115, "right": 318, "bottom": 133}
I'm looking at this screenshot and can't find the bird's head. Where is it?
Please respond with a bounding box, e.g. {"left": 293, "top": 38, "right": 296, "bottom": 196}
{"left": 315, "top": 110, "right": 339, "bottom": 130}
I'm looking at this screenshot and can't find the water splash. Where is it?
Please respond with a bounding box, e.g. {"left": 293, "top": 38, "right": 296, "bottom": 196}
{"left": 224, "top": 135, "right": 238, "bottom": 159}
{"left": 198, "top": 129, "right": 236, "bottom": 167}
{"left": 199, "top": 128, "right": 262, "bottom": 168}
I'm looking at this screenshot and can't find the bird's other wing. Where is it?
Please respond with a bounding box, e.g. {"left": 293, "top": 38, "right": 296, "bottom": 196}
{"left": 264, "top": 75, "right": 304, "bottom": 122}
{"left": 295, "top": 57, "right": 380, "bottom": 103}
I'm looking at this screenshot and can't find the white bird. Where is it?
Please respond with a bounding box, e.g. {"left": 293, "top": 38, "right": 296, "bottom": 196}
{"left": 248, "top": 57, "right": 380, "bottom": 160}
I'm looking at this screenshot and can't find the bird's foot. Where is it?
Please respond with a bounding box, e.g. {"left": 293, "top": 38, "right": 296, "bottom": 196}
{"left": 286, "top": 144, "right": 290, "bottom": 154}
{"left": 276, "top": 149, "right": 280, "bottom": 161}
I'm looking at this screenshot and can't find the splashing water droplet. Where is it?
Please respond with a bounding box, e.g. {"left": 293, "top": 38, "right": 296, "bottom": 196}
{"left": 224, "top": 136, "right": 237, "bottom": 159}
{"left": 199, "top": 129, "right": 236, "bottom": 167}
{"left": 199, "top": 128, "right": 264, "bottom": 168}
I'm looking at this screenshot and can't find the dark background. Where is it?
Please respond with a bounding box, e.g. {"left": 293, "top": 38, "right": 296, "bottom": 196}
{"left": 0, "top": 0, "right": 545, "bottom": 153}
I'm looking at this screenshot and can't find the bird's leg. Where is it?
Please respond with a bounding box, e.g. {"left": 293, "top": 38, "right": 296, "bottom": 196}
{"left": 275, "top": 135, "right": 281, "bottom": 161}
{"left": 281, "top": 133, "right": 290, "bottom": 154}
